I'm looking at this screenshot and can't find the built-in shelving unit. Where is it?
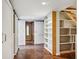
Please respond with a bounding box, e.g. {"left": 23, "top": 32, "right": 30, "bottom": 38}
{"left": 59, "top": 19, "right": 76, "bottom": 54}
{"left": 44, "top": 14, "right": 52, "bottom": 54}
{"left": 44, "top": 12, "right": 76, "bottom": 55}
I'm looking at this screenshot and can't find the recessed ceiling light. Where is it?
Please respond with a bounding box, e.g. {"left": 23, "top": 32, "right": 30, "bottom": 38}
{"left": 42, "top": 2, "right": 46, "bottom": 5}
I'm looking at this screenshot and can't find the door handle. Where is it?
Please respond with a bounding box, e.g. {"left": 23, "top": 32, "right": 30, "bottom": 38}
{"left": 2, "top": 33, "right": 6, "bottom": 43}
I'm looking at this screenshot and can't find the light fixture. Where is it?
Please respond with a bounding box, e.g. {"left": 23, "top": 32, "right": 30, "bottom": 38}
{"left": 42, "top": 2, "right": 46, "bottom": 5}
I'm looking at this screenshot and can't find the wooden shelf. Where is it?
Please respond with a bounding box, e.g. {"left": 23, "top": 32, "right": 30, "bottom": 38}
{"left": 44, "top": 14, "right": 52, "bottom": 53}
{"left": 44, "top": 37, "right": 48, "bottom": 39}
{"left": 71, "top": 28, "right": 76, "bottom": 34}
{"left": 60, "top": 28, "right": 69, "bottom": 35}
{"left": 59, "top": 19, "right": 76, "bottom": 54}
{"left": 73, "top": 43, "right": 75, "bottom": 50}
{"left": 60, "top": 27, "right": 70, "bottom": 28}
{"left": 60, "top": 44, "right": 72, "bottom": 51}
{"left": 44, "top": 32, "right": 48, "bottom": 34}
{"left": 60, "top": 34, "right": 70, "bottom": 36}
{"left": 47, "top": 21, "right": 52, "bottom": 25}
{"left": 60, "top": 42, "right": 75, "bottom": 44}
{"left": 60, "top": 36, "right": 70, "bottom": 43}
{"left": 60, "top": 50, "right": 75, "bottom": 54}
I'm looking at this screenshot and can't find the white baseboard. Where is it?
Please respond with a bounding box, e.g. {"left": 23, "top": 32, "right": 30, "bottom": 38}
{"left": 44, "top": 47, "right": 60, "bottom": 55}
{"left": 14, "top": 48, "right": 19, "bottom": 56}
{"left": 44, "top": 47, "right": 52, "bottom": 54}
{"left": 34, "top": 43, "right": 44, "bottom": 45}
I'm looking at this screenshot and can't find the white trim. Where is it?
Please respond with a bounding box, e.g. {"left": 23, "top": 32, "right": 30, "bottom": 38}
{"left": 44, "top": 47, "right": 60, "bottom": 55}
{"left": 14, "top": 48, "right": 19, "bottom": 56}
{"left": 44, "top": 47, "right": 52, "bottom": 54}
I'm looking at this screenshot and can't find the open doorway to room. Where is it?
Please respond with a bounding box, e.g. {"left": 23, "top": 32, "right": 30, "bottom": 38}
{"left": 25, "top": 22, "right": 34, "bottom": 45}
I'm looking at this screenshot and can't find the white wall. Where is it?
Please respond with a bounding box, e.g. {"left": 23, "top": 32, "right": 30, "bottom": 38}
{"left": 34, "top": 21, "right": 44, "bottom": 44}
{"left": 14, "top": 15, "right": 18, "bottom": 55}
{"left": 2, "top": 0, "right": 14, "bottom": 59}
{"left": 18, "top": 21, "right": 44, "bottom": 45}
{"left": 18, "top": 20, "right": 25, "bottom": 46}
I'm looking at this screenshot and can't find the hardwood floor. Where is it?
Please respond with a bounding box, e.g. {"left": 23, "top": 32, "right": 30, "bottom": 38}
{"left": 60, "top": 52, "right": 75, "bottom": 59}
{"left": 14, "top": 44, "right": 75, "bottom": 59}
{"left": 26, "top": 40, "right": 34, "bottom": 45}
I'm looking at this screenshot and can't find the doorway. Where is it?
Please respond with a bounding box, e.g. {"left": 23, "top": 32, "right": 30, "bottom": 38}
{"left": 25, "top": 22, "right": 34, "bottom": 45}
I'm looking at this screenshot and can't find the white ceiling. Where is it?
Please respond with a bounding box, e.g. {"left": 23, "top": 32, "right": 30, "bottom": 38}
{"left": 11, "top": 0, "right": 76, "bottom": 21}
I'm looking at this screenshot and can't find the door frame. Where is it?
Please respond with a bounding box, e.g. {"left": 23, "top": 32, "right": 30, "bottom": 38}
{"left": 25, "top": 22, "right": 34, "bottom": 45}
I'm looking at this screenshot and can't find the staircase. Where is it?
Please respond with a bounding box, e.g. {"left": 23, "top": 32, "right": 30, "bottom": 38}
{"left": 60, "top": 7, "right": 76, "bottom": 26}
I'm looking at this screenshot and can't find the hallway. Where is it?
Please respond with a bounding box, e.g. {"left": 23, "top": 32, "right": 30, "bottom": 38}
{"left": 2, "top": 0, "right": 76, "bottom": 59}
